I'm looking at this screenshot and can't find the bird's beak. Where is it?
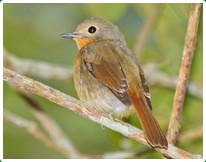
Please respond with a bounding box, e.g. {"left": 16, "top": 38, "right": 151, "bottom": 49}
{"left": 61, "top": 32, "right": 80, "bottom": 39}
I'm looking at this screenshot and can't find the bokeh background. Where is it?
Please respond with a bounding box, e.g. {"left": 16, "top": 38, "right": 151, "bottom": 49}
{"left": 3, "top": 3, "right": 203, "bottom": 158}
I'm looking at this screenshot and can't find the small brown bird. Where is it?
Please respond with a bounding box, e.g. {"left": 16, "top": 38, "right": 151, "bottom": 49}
{"left": 62, "top": 17, "right": 168, "bottom": 149}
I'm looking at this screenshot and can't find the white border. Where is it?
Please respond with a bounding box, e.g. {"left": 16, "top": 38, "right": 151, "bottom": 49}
{"left": 1, "top": 0, "right": 3, "bottom": 161}
{"left": 1, "top": 1, "right": 204, "bottom": 161}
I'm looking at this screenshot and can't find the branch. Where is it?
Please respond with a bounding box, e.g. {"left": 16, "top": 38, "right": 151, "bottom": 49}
{"left": 3, "top": 67, "right": 201, "bottom": 159}
{"left": 144, "top": 62, "right": 202, "bottom": 99}
{"left": 167, "top": 3, "right": 202, "bottom": 145}
{"left": 178, "top": 127, "right": 202, "bottom": 143}
{"left": 4, "top": 110, "right": 73, "bottom": 157}
{"left": 133, "top": 4, "right": 163, "bottom": 56}
{"left": 3, "top": 48, "right": 73, "bottom": 80}
{"left": 17, "top": 91, "right": 81, "bottom": 158}
{"left": 3, "top": 48, "right": 202, "bottom": 99}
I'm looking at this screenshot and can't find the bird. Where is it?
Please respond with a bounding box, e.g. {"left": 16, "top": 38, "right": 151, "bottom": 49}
{"left": 61, "top": 17, "right": 168, "bottom": 149}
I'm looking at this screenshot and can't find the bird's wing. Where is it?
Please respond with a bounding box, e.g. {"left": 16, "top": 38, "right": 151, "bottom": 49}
{"left": 82, "top": 41, "right": 132, "bottom": 107}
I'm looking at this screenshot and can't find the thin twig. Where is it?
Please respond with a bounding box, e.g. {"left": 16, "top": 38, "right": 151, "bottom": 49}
{"left": 178, "top": 127, "right": 202, "bottom": 143}
{"left": 167, "top": 3, "right": 202, "bottom": 145}
{"left": 144, "top": 62, "right": 202, "bottom": 99}
{"left": 3, "top": 67, "right": 201, "bottom": 159}
{"left": 133, "top": 4, "right": 163, "bottom": 56}
{"left": 4, "top": 110, "right": 73, "bottom": 157}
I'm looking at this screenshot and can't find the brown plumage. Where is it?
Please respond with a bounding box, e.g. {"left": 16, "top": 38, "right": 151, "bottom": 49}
{"left": 62, "top": 17, "right": 168, "bottom": 149}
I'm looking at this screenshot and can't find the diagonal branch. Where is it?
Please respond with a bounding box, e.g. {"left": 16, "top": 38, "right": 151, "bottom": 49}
{"left": 4, "top": 110, "right": 73, "bottom": 157}
{"left": 3, "top": 48, "right": 73, "bottom": 80}
{"left": 3, "top": 67, "right": 201, "bottom": 159}
{"left": 167, "top": 3, "right": 202, "bottom": 145}
{"left": 133, "top": 4, "right": 163, "bottom": 56}
{"left": 17, "top": 91, "right": 81, "bottom": 158}
{"left": 3, "top": 48, "right": 202, "bottom": 99}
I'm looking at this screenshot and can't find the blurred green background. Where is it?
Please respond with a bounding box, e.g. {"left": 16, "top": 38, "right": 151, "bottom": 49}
{"left": 3, "top": 3, "right": 203, "bottom": 158}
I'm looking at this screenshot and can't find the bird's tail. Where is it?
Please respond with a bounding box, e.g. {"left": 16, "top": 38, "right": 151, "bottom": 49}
{"left": 130, "top": 92, "right": 168, "bottom": 149}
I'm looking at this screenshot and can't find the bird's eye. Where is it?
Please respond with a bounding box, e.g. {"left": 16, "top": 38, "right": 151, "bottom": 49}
{"left": 88, "top": 26, "right": 96, "bottom": 34}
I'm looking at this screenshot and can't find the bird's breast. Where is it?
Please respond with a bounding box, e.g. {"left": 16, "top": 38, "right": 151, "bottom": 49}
{"left": 73, "top": 53, "right": 133, "bottom": 117}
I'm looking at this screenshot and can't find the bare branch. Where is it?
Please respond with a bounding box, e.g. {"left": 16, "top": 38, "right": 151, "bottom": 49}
{"left": 167, "top": 3, "right": 202, "bottom": 145}
{"left": 17, "top": 91, "right": 81, "bottom": 158}
{"left": 3, "top": 48, "right": 202, "bottom": 99}
{"left": 144, "top": 62, "right": 202, "bottom": 99}
{"left": 178, "top": 127, "right": 202, "bottom": 143}
{"left": 3, "top": 67, "right": 201, "bottom": 159}
{"left": 31, "top": 107, "right": 81, "bottom": 158}
{"left": 133, "top": 4, "right": 163, "bottom": 56}
{"left": 4, "top": 110, "right": 73, "bottom": 157}
{"left": 3, "top": 48, "right": 73, "bottom": 80}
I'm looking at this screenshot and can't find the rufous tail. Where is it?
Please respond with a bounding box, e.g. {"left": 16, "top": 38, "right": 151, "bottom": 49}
{"left": 130, "top": 93, "right": 168, "bottom": 149}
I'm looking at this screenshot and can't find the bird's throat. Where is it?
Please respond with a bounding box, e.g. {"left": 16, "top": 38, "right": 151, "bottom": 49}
{"left": 74, "top": 37, "right": 96, "bottom": 50}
